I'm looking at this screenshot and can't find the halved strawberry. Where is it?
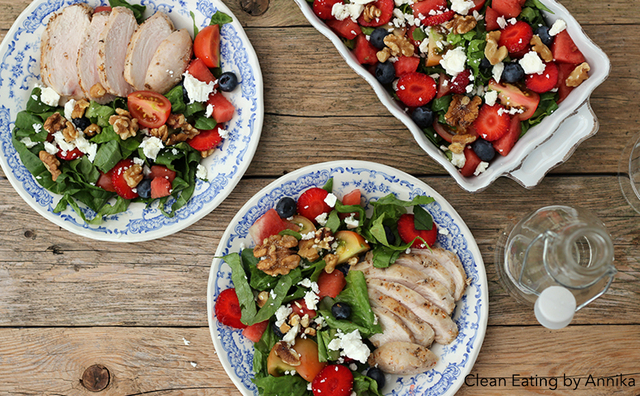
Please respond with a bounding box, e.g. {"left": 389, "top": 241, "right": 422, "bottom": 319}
{"left": 450, "top": 69, "right": 471, "bottom": 94}
{"left": 485, "top": 6, "right": 500, "bottom": 31}
{"left": 297, "top": 187, "right": 331, "bottom": 223}
{"left": 150, "top": 176, "right": 172, "bottom": 199}
{"left": 556, "top": 63, "right": 577, "bottom": 103}
{"left": 312, "top": 365, "right": 354, "bottom": 396}
{"left": 499, "top": 21, "right": 533, "bottom": 54}
{"left": 242, "top": 320, "right": 269, "bottom": 343}
{"left": 473, "top": 104, "right": 511, "bottom": 141}
{"left": 326, "top": 18, "right": 362, "bottom": 40}
{"left": 493, "top": 114, "right": 522, "bottom": 157}
{"left": 396, "top": 72, "right": 437, "bottom": 107}
{"left": 215, "top": 288, "right": 247, "bottom": 329}
{"left": 551, "top": 30, "right": 586, "bottom": 64}
{"left": 56, "top": 147, "right": 84, "bottom": 161}
{"left": 207, "top": 92, "right": 235, "bottom": 123}
{"left": 460, "top": 145, "right": 482, "bottom": 177}
{"left": 397, "top": 213, "right": 437, "bottom": 248}
{"left": 353, "top": 34, "right": 378, "bottom": 65}
{"left": 357, "top": 0, "right": 394, "bottom": 27}
{"left": 187, "top": 126, "right": 223, "bottom": 151}
{"left": 149, "top": 165, "right": 176, "bottom": 183}
{"left": 492, "top": 0, "right": 522, "bottom": 18}
{"left": 411, "top": 0, "right": 447, "bottom": 18}
{"left": 317, "top": 270, "right": 347, "bottom": 299}
{"left": 525, "top": 62, "right": 559, "bottom": 93}
{"left": 111, "top": 159, "right": 139, "bottom": 200}
{"left": 422, "top": 10, "right": 455, "bottom": 27}
{"left": 393, "top": 56, "right": 421, "bottom": 77}
{"left": 313, "top": 0, "right": 342, "bottom": 20}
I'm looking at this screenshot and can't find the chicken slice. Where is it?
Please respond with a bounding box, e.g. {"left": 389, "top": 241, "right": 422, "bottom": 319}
{"left": 97, "top": 7, "right": 138, "bottom": 97}
{"left": 369, "top": 341, "right": 438, "bottom": 375}
{"left": 394, "top": 252, "right": 456, "bottom": 297}
{"left": 77, "top": 11, "right": 116, "bottom": 104}
{"left": 124, "top": 12, "right": 174, "bottom": 91}
{"left": 144, "top": 28, "right": 193, "bottom": 94}
{"left": 366, "top": 279, "right": 458, "bottom": 345}
{"left": 369, "top": 306, "right": 415, "bottom": 348}
{"left": 353, "top": 260, "right": 455, "bottom": 315}
{"left": 40, "top": 4, "right": 92, "bottom": 99}
{"left": 411, "top": 248, "right": 468, "bottom": 301}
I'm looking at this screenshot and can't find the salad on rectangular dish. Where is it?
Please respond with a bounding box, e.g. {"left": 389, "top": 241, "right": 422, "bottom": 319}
{"left": 213, "top": 178, "right": 469, "bottom": 396}
{"left": 309, "top": 0, "right": 591, "bottom": 179}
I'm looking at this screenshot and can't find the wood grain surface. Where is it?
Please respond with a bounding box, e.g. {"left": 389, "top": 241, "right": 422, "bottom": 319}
{"left": 1, "top": 0, "right": 639, "bottom": 395}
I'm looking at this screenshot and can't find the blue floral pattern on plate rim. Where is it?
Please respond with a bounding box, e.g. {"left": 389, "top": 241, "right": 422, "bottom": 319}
{"left": 206, "top": 160, "right": 489, "bottom": 396}
{"left": 0, "top": 0, "right": 263, "bottom": 242}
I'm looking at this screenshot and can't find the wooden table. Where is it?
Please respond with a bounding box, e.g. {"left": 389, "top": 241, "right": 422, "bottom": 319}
{"left": 1, "top": 0, "right": 639, "bottom": 395}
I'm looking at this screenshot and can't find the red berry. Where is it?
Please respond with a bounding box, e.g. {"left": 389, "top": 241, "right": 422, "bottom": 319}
{"left": 187, "top": 126, "right": 223, "bottom": 151}
{"left": 56, "top": 147, "right": 84, "bottom": 161}
{"left": 450, "top": 69, "right": 471, "bottom": 94}
{"left": 111, "top": 159, "right": 139, "bottom": 200}
{"left": 313, "top": 0, "right": 342, "bottom": 20}
{"left": 499, "top": 21, "right": 533, "bottom": 54}
{"left": 357, "top": 0, "right": 394, "bottom": 27}
{"left": 214, "top": 288, "right": 247, "bottom": 329}
{"left": 297, "top": 187, "right": 331, "bottom": 223}
{"left": 473, "top": 104, "right": 511, "bottom": 141}
{"left": 525, "top": 62, "right": 559, "bottom": 93}
{"left": 395, "top": 72, "right": 437, "bottom": 107}
{"left": 397, "top": 213, "right": 437, "bottom": 249}
{"left": 422, "top": 10, "right": 455, "bottom": 26}
{"left": 312, "top": 365, "right": 354, "bottom": 396}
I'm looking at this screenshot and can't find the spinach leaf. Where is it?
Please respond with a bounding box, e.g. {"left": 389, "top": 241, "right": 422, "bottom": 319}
{"left": 93, "top": 140, "right": 122, "bottom": 173}
{"left": 85, "top": 101, "right": 116, "bottom": 127}
{"left": 413, "top": 205, "right": 433, "bottom": 230}
{"left": 209, "top": 11, "right": 233, "bottom": 27}
{"left": 253, "top": 375, "right": 312, "bottom": 396}
{"left": 165, "top": 85, "right": 187, "bottom": 114}
{"left": 223, "top": 252, "right": 258, "bottom": 325}
{"left": 193, "top": 116, "right": 217, "bottom": 130}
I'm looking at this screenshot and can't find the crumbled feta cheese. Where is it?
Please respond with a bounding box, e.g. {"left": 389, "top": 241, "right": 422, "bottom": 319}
{"left": 64, "top": 99, "right": 76, "bottom": 121}
{"left": 492, "top": 62, "right": 504, "bottom": 83}
{"left": 315, "top": 212, "right": 328, "bottom": 226}
{"left": 196, "top": 164, "right": 209, "bottom": 180}
{"left": 298, "top": 278, "right": 313, "bottom": 288}
{"left": 139, "top": 136, "right": 164, "bottom": 161}
{"left": 283, "top": 324, "right": 299, "bottom": 345}
{"left": 332, "top": 3, "right": 364, "bottom": 22}
{"left": 519, "top": 51, "right": 546, "bottom": 74}
{"left": 133, "top": 157, "right": 144, "bottom": 166}
{"left": 20, "top": 137, "right": 38, "bottom": 148}
{"left": 472, "top": 10, "right": 483, "bottom": 21}
{"left": 301, "top": 231, "right": 315, "bottom": 240}
{"left": 53, "top": 131, "right": 75, "bottom": 153}
{"left": 183, "top": 71, "right": 216, "bottom": 103}
{"left": 182, "top": 337, "right": 191, "bottom": 345}
{"left": 327, "top": 330, "right": 370, "bottom": 363}
{"left": 270, "top": 289, "right": 277, "bottom": 300}
{"left": 549, "top": 19, "right": 567, "bottom": 36}
{"left": 451, "top": 152, "right": 466, "bottom": 168}
{"left": 304, "top": 290, "right": 319, "bottom": 310}
{"left": 450, "top": 0, "right": 474, "bottom": 15}
{"left": 205, "top": 104, "right": 214, "bottom": 118}
{"left": 40, "top": 87, "right": 60, "bottom": 107}
{"left": 474, "top": 161, "right": 489, "bottom": 176}
{"left": 275, "top": 305, "right": 292, "bottom": 328}
{"left": 497, "top": 16, "right": 507, "bottom": 29}
{"left": 440, "top": 47, "right": 467, "bottom": 76}
{"left": 508, "top": 18, "right": 517, "bottom": 25}
{"left": 324, "top": 193, "right": 337, "bottom": 208}
{"left": 484, "top": 90, "right": 498, "bottom": 106}
{"left": 73, "top": 133, "right": 98, "bottom": 162}
{"left": 44, "top": 141, "right": 58, "bottom": 155}
{"left": 344, "top": 214, "right": 359, "bottom": 229}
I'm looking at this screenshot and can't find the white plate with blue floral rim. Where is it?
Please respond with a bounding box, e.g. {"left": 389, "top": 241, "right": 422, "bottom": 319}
{"left": 207, "top": 160, "right": 488, "bottom": 396}
{"left": 0, "top": 0, "right": 263, "bottom": 242}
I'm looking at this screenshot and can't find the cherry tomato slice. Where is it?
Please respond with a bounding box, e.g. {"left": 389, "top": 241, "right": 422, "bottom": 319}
{"left": 193, "top": 25, "right": 221, "bottom": 68}
{"left": 127, "top": 90, "right": 171, "bottom": 129}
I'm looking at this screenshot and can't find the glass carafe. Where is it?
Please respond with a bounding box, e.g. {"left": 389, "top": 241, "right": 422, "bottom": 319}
{"left": 496, "top": 206, "right": 617, "bottom": 329}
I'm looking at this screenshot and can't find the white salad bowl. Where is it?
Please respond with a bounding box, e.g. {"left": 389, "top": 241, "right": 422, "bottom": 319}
{"left": 0, "top": 0, "right": 263, "bottom": 241}
{"left": 207, "top": 160, "right": 489, "bottom": 396}
{"left": 292, "top": 0, "right": 609, "bottom": 192}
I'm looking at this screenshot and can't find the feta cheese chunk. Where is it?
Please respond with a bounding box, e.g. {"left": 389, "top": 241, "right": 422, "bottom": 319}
{"left": 331, "top": 3, "right": 364, "bottom": 22}
{"left": 450, "top": 0, "right": 474, "bottom": 15}
{"left": 440, "top": 47, "right": 467, "bottom": 76}
{"left": 20, "top": 137, "right": 38, "bottom": 148}
{"left": 40, "top": 87, "right": 60, "bottom": 107}
{"left": 451, "top": 152, "right": 466, "bottom": 168}
{"left": 549, "top": 19, "right": 567, "bottom": 36}
{"left": 492, "top": 62, "right": 504, "bottom": 83}
{"left": 519, "top": 51, "right": 546, "bottom": 74}
{"left": 196, "top": 164, "right": 209, "bottom": 180}
{"left": 484, "top": 90, "right": 498, "bottom": 106}
{"left": 474, "top": 161, "right": 489, "bottom": 176}
{"left": 183, "top": 71, "right": 216, "bottom": 103}
{"left": 139, "top": 136, "right": 165, "bottom": 161}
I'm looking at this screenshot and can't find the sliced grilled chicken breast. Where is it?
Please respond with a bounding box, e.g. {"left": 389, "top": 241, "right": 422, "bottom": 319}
{"left": 144, "top": 28, "right": 192, "bottom": 94}
{"left": 353, "top": 260, "right": 456, "bottom": 315}
{"left": 369, "top": 341, "right": 438, "bottom": 375}
{"left": 368, "top": 287, "right": 435, "bottom": 347}
{"left": 97, "top": 7, "right": 138, "bottom": 97}
{"left": 366, "top": 279, "right": 458, "bottom": 344}
{"left": 124, "top": 12, "right": 174, "bottom": 91}
{"left": 369, "top": 306, "right": 415, "bottom": 348}
{"left": 77, "top": 11, "right": 115, "bottom": 104}
{"left": 40, "top": 4, "right": 92, "bottom": 99}
{"left": 394, "top": 252, "right": 456, "bottom": 297}
{"left": 412, "top": 248, "right": 468, "bottom": 301}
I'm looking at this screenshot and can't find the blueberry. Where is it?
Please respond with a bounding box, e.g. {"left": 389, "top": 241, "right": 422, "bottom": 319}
{"left": 501, "top": 62, "right": 525, "bottom": 83}
{"left": 370, "top": 28, "right": 390, "bottom": 49}
{"left": 411, "top": 106, "right": 434, "bottom": 129}
{"left": 272, "top": 321, "right": 284, "bottom": 338}
{"left": 535, "top": 25, "right": 554, "bottom": 47}
{"left": 479, "top": 57, "right": 492, "bottom": 69}
{"left": 331, "top": 302, "right": 352, "bottom": 320}
{"left": 137, "top": 178, "right": 152, "bottom": 199}
{"left": 472, "top": 139, "right": 496, "bottom": 162}
{"left": 336, "top": 264, "right": 350, "bottom": 277}
{"left": 275, "top": 197, "right": 297, "bottom": 218}
{"left": 367, "top": 367, "right": 386, "bottom": 389}
{"left": 383, "top": 225, "right": 396, "bottom": 245}
{"left": 72, "top": 116, "right": 91, "bottom": 131}
{"left": 218, "top": 72, "right": 239, "bottom": 92}
{"left": 375, "top": 62, "right": 395, "bottom": 85}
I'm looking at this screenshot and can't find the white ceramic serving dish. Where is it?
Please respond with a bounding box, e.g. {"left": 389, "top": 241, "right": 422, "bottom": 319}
{"left": 0, "top": 0, "right": 263, "bottom": 241}
{"left": 207, "top": 160, "right": 489, "bottom": 396}
{"left": 292, "top": 0, "right": 609, "bottom": 192}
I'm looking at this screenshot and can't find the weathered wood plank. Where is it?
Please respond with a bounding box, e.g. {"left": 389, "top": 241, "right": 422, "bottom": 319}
{"left": 0, "top": 326, "right": 638, "bottom": 395}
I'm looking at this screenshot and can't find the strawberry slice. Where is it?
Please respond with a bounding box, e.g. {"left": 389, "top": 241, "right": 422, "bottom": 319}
{"left": 297, "top": 187, "right": 331, "bottom": 223}
{"left": 396, "top": 72, "right": 437, "bottom": 107}
{"left": 291, "top": 298, "right": 317, "bottom": 318}
{"left": 313, "top": 0, "right": 342, "bottom": 20}
{"left": 97, "top": 170, "right": 116, "bottom": 193}
{"left": 499, "top": 21, "right": 533, "bottom": 54}
{"left": 551, "top": 30, "right": 586, "bottom": 64}
{"left": 525, "top": 62, "right": 559, "bottom": 93}
{"left": 422, "top": 10, "right": 455, "bottom": 26}
{"left": 188, "top": 126, "right": 223, "bottom": 151}
{"left": 357, "top": 0, "right": 394, "bottom": 27}
{"left": 450, "top": 69, "right": 471, "bottom": 94}
{"left": 493, "top": 114, "right": 522, "bottom": 157}
{"left": 397, "top": 213, "right": 437, "bottom": 248}
{"left": 326, "top": 18, "right": 362, "bottom": 40}
{"left": 312, "top": 365, "right": 354, "bottom": 396}
{"left": 470, "top": 0, "right": 486, "bottom": 13}
{"left": 214, "top": 288, "right": 247, "bottom": 329}
{"left": 460, "top": 145, "right": 482, "bottom": 177}
{"left": 111, "top": 159, "right": 139, "bottom": 200}
{"left": 473, "top": 104, "right": 511, "bottom": 141}
{"left": 56, "top": 147, "right": 84, "bottom": 161}
{"left": 393, "top": 56, "right": 421, "bottom": 77}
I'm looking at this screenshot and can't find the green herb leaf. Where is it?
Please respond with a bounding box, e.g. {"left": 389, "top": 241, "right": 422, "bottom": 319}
{"left": 322, "top": 177, "right": 334, "bottom": 192}
{"left": 108, "top": 0, "right": 146, "bottom": 23}
{"left": 194, "top": 116, "right": 217, "bottom": 130}
{"left": 412, "top": 27, "right": 428, "bottom": 42}
{"left": 413, "top": 205, "right": 433, "bottom": 230}
{"left": 165, "top": 85, "right": 187, "bottom": 114}
{"left": 93, "top": 140, "right": 122, "bottom": 173}
{"left": 190, "top": 11, "right": 199, "bottom": 36}
{"left": 209, "top": 11, "right": 233, "bottom": 27}
{"left": 223, "top": 252, "right": 258, "bottom": 325}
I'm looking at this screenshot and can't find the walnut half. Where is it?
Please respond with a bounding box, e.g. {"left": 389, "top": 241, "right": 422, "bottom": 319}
{"left": 566, "top": 62, "right": 590, "bottom": 87}
{"left": 39, "top": 150, "right": 61, "bottom": 181}
{"left": 253, "top": 234, "right": 301, "bottom": 276}
{"left": 485, "top": 31, "right": 508, "bottom": 66}
{"left": 109, "top": 108, "right": 138, "bottom": 140}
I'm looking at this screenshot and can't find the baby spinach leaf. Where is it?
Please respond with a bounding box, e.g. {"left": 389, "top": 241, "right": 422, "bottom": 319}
{"left": 209, "top": 11, "right": 233, "bottom": 27}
